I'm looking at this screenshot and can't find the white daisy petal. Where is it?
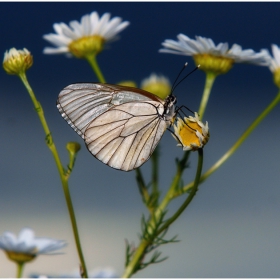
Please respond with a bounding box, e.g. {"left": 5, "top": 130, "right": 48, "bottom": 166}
{"left": 18, "top": 228, "right": 34, "bottom": 245}
{"left": 105, "top": 20, "right": 130, "bottom": 41}
{"left": 178, "top": 34, "right": 204, "bottom": 53}
{"left": 95, "top": 13, "right": 111, "bottom": 36}
{"left": 265, "top": 44, "right": 280, "bottom": 81}
{"left": 0, "top": 231, "right": 17, "bottom": 251}
{"left": 43, "top": 47, "right": 69, "bottom": 54}
{"left": 34, "top": 238, "right": 66, "bottom": 254}
{"left": 89, "top": 11, "right": 100, "bottom": 34}
{"left": 69, "top": 20, "right": 83, "bottom": 37}
{"left": 59, "top": 23, "right": 79, "bottom": 40}
{"left": 43, "top": 34, "right": 71, "bottom": 47}
{"left": 271, "top": 44, "right": 280, "bottom": 66}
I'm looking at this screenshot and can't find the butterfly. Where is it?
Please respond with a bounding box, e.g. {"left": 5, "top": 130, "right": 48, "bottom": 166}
{"left": 57, "top": 83, "right": 177, "bottom": 171}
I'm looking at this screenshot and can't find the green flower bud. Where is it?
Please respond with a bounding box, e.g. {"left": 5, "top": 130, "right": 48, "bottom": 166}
{"left": 141, "top": 73, "right": 171, "bottom": 99}
{"left": 3, "top": 48, "right": 33, "bottom": 75}
{"left": 66, "top": 142, "right": 81, "bottom": 155}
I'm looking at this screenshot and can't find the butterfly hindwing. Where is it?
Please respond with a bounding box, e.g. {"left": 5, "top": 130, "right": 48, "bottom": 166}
{"left": 84, "top": 101, "right": 167, "bottom": 171}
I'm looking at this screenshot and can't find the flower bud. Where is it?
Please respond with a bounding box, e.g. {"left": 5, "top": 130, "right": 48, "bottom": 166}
{"left": 3, "top": 48, "right": 33, "bottom": 75}
{"left": 66, "top": 142, "right": 81, "bottom": 155}
{"left": 141, "top": 73, "right": 171, "bottom": 99}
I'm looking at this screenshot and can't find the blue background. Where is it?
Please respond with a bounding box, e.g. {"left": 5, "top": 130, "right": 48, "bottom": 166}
{"left": 1, "top": 2, "right": 280, "bottom": 278}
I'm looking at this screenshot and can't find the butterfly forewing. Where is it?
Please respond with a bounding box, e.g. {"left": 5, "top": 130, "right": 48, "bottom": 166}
{"left": 57, "top": 83, "right": 175, "bottom": 171}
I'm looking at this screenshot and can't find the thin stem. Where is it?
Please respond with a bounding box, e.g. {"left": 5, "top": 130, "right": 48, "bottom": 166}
{"left": 61, "top": 177, "right": 88, "bottom": 278}
{"left": 85, "top": 54, "right": 106, "bottom": 83}
{"left": 135, "top": 168, "right": 152, "bottom": 213}
{"left": 18, "top": 73, "right": 64, "bottom": 176}
{"left": 198, "top": 72, "right": 217, "bottom": 120}
{"left": 18, "top": 73, "right": 88, "bottom": 278}
{"left": 157, "top": 149, "right": 203, "bottom": 235}
{"left": 122, "top": 239, "right": 150, "bottom": 278}
{"left": 181, "top": 90, "right": 280, "bottom": 194}
{"left": 153, "top": 150, "right": 190, "bottom": 221}
{"left": 16, "top": 262, "right": 24, "bottom": 278}
{"left": 122, "top": 149, "right": 203, "bottom": 278}
{"left": 151, "top": 146, "right": 159, "bottom": 203}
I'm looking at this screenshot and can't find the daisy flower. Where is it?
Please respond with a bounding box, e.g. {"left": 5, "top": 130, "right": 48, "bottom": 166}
{"left": 173, "top": 112, "right": 209, "bottom": 151}
{"left": 43, "top": 11, "right": 130, "bottom": 59}
{"left": 141, "top": 73, "right": 171, "bottom": 99}
{"left": 266, "top": 44, "right": 280, "bottom": 88}
{"left": 160, "top": 34, "right": 270, "bottom": 75}
{"left": 3, "top": 48, "right": 33, "bottom": 75}
{"left": 0, "top": 228, "right": 66, "bottom": 264}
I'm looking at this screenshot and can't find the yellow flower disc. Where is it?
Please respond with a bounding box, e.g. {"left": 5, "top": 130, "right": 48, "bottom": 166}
{"left": 68, "top": 35, "right": 105, "bottom": 58}
{"left": 193, "top": 53, "right": 234, "bottom": 75}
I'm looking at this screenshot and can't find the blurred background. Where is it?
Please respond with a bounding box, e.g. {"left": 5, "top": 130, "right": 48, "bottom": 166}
{"left": 1, "top": 2, "right": 280, "bottom": 278}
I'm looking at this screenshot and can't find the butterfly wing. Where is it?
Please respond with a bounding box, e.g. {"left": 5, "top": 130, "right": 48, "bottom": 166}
{"left": 84, "top": 101, "right": 168, "bottom": 171}
{"left": 57, "top": 83, "right": 162, "bottom": 139}
{"left": 57, "top": 83, "right": 169, "bottom": 171}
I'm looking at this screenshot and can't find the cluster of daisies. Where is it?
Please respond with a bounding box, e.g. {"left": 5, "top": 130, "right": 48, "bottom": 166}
{"left": 4, "top": 11, "right": 280, "bottom": 151}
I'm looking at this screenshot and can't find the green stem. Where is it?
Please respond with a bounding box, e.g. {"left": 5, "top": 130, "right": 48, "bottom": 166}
{"left": 153, "top": 150, "right": 190, "bottom": 222}
{"left": 122, "top": 150, "right": 200, "bottom": 278}
{"left": 85, "top": 55, "right": 106, "bottom": 83}
{"left": 151, "top": 146, "right": 159, "bottom": 195}
{"left": 157, "top": 149, "right": 203, "bottom": 235}
{"left": 181, "top": 90, "right": 280, "bottom": 194}
{"left": 135, "top": 168, "right": 152, "bottom": 213}
{"left": 198, "top": 72, "right": 217, "bottom": 120}
{"left": 16, "top": 262, "right": 24, "bottom": 278}
{"left": 18, "top": 73, "right": 88, "bottom": 278}
{"left": 122, "top": 240, "right": 150, "bottom": 278}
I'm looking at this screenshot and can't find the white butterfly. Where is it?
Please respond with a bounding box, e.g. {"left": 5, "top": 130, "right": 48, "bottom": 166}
{"left": 57, "top": 83, "right": 177, "bottom": 171}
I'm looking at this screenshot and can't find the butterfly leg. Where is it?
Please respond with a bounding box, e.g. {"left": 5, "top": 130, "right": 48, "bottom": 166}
{"left": 167, "top": 126, "right": 185, "bottom": 146}
{"left": 175, "top": 109, "right": 196, "bottom": 132}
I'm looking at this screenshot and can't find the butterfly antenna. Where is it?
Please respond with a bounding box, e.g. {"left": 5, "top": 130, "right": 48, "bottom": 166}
{"left": 171, "top": 64, "right": 200, "bottom": 95}
{"left": 171, "top": 62, "right": 188, "bottom": 93}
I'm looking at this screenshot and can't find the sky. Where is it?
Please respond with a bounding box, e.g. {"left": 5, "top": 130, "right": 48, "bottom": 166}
{"left": 1, "top": 2, "right": 280, "bottom": 278}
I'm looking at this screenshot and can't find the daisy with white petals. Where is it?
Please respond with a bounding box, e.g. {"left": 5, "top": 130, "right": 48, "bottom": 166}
{"left": 43, "top": 11, "right": 129, "bottom": 57}
{"left": 43, "top": 11, "right": 129, "bottom": 82}
{"left": 160, "top": 34, "right": 270, "bottom": 74}
{"left": 0, "top": 228, "right": 66, "bottom": 277}
{"left": 173, "top": 113, "right": 209, "bottom": 151}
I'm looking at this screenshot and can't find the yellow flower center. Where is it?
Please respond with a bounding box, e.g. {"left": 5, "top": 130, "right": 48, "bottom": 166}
{"left": 193, "top": 53, "right": 234, "bottom": 75}
{"left": 68, "top": 35, "right": 105, "bottom": 58}
{"left": 5, "top": 251, "right": 36, "bottom": 264}
{"left": 179, "top": 121, "right": 201, "bottom": 147}
{"left": 273, "top": 68, "right": 280, "bottom": 88}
